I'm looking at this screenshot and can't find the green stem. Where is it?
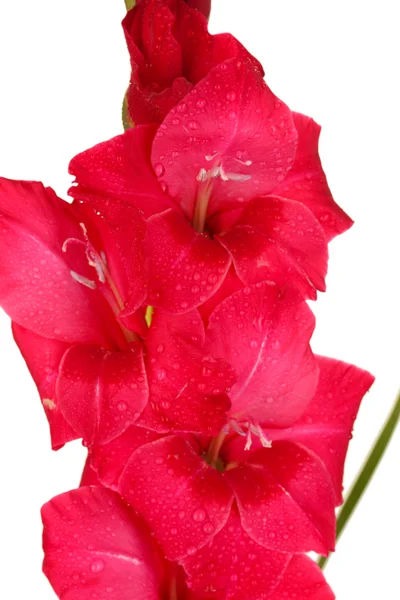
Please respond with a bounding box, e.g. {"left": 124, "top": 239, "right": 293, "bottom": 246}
{"left": 124, "top": 0, "right": 136, "bottom": 10}
{"left": 318, "top": 390, "right": 400, "bottom": 570}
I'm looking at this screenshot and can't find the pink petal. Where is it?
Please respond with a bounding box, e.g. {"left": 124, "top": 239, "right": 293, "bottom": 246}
{"left": 118, "top": 435, "right": 234, "bottom": 560}
{"left": 274, "top": 112, "right": 353, "bottom": 241}
{"left": 75, "top": 198, "right": 148, "bottom": 319}
{"left": 90, "top": 426, "right": 161, "bottom": 490}
{"left": 268, "top": 555, "right": 335, "bottom": 600}
{"left": 127, "top": 77, "right": 194, "bottom": 126}
{"left": 123, "top": 1, "right": 183, "bottom": 90}
{"left": 57, "top": 343, "right": 149, "bottom": 446}
{"left": 206, "top": 283, "right": 318, "bottom": 426}
{"left": 151, "top": 58, "right": 297, "bottom": 223}
{"left": 226, "top": 442, "right": 336, "bottom": 555}
{"left": 0, "top": 178, "right": 112, "bottom": 344}
{"left": 146, "top": 209, "right": 231, "bottom": 312}
{"left": 80, "top": 455, "right": 102, "bottom": 487}
{"left": 42, "top": 486, "right": 163, "bottom": 600}
{"left": 12, "top": 323, "right": 77, "bottom": 450}
{"left": 185, "top": 0, "right": 211, "bottom": 19}
{"left": 182, "top": 506, "right": 290, "bottom": 599}
{"left": 220, "top": 196, "right": 328, "bottom": 299}
{"left": 69, "top": 126, "right": 173, "bottom": 219}
{"left": 268, "top": 356, "right": 375, "bottom": 504}
{"left": 174, "top": 2, "right": 262, "bottom": 86}
{"left": 139, "top": 309, "right": 234, "bottom": 434}
{"left": 197, "top": 266, "right": 244, "bottom": 325}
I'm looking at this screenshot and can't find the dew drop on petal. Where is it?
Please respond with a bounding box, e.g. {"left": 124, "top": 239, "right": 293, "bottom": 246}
{"left": 157, "top": 369, "right": 167, "bottom": 381}
{"left": 203, "top": 522, "right": 215, "bottom": 534}
{"left": 154, "top": 163, "right": 165, "bottom": 177}
{"left": 192, "top": 509, "right": 206, "bottom": 522}
{"left": 90, "top": 560, "right": 105, "bottom": 574}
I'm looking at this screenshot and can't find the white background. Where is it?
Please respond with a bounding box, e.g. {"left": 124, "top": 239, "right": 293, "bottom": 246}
{"left": 0, "top": 1, "right": 399, "bottom": 598}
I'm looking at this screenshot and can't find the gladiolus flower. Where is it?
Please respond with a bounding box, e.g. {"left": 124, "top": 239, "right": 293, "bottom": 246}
{"left": 0, "top": 178, "right": 234, "bottom": 449}
{"left": 86, "top": 284, "right": 373, "bottom": 596}
{"left": 70, "top": 58, "right": 351, "bottom": 315}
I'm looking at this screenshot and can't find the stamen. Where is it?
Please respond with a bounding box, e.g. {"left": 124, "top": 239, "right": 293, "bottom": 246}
{"left": 234, "top": 158, "right": 253, "bottom": 167}
{"left": 252, "top": 423, "right": 272, "bottom": 448}
{"left": 224, "top": 172, "right": 252, "bottom": 182}
{"left": 244, "top": 426, "right": 253, "bottom": 451}
{"left": 62, "top": 238, "right": 86, "bottom": 253}
{"left": 224, "top": 419, "right": 272, "bottom": 451}
{"left": 196, "top": 157, "right": 252, "bottom": 187}
{"left": 196, "top": 168, "right": 207, "bottom": 182}
{"left": 42, "top": 398, "right": 56, "bottom": 410}
{"left": 86, "top": 248, "right": 106, "bottom": 283}
{"left": 230, "top": 420, "right": 246, "bottom": 436}
{"left": 70, "top": 270, "right": 96, "bottom": 289}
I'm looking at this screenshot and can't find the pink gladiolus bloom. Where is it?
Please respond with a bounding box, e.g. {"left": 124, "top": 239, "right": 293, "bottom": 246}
{"left": 86, "top": 286, "right": 373, "bottom": 596}
{"left": 70, "top": 59, "right": 351, "bottom": 315}
{"left": 0, "top": 178, "right": 234, "bottom": 449}
{"left": 0, "top": 0, "right": 376, "bottom": 598}
{"left": 123, "top": 0, "right": 258, "bottom": 125}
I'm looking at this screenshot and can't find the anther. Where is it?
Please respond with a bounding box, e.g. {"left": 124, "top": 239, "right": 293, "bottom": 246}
{"left": 70, "top": 270, "right": 96, "bottom": 289}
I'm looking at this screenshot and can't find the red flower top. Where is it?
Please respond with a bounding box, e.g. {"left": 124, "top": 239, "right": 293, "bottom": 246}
{"left": 123, "top": 0, "right": 259, "bottom": 125}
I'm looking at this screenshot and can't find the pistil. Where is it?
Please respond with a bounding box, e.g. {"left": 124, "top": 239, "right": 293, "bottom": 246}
{"left": 206, "top": 429, "right": 227, "bottom": 469}
{"left": 192, "top": 177, "right": 213, "bottom": 233}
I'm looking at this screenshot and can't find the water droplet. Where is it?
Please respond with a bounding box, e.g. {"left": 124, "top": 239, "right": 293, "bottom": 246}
{"left": 154, "top": 163, "right": 165, "bottom": 177}
{"left": 196, "top": 98, "right": 206, "bottom": 108}
{"left": 117, "top": 401, "right": 128, "bottom": 412}
{"left": 203, "top": 522, "right": 214, "bottom": 534}
{"left": 188, "top": 120, "right": 199, "bottom": 130}
{"left": 157, "top": 369, "right": 167, "bottom": 381}
{"left": 157, "top": 344, "right": 165, "bottom": 353}
{"left": 90, "top": 560, "right": 105, "bottom": 574}
{"left": 226, "top": 91, "right": 236, "bottom": 102}
{"left": 202, "top": 366, "right": 213, "bottom": 378}
{"left": 249, "top": 339, "right": 258, "bottom": 348}
{"left": 192, "top": 508, "right": 206, "bottom": 522}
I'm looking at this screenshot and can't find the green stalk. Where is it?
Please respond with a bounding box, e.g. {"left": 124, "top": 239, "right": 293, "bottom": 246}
{"left": 318, "top": 390, "right": 400, "bottom": 569}
{"left": 124, "top": 0, "right": 136, "bottom": 10}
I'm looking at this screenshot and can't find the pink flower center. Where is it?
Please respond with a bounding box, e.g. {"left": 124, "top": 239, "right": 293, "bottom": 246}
{"left": 63, "top": 223, "right": 139, "bottom": 345}
{"left": 192, "top": 152, "right": 252, "bottom": 233}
